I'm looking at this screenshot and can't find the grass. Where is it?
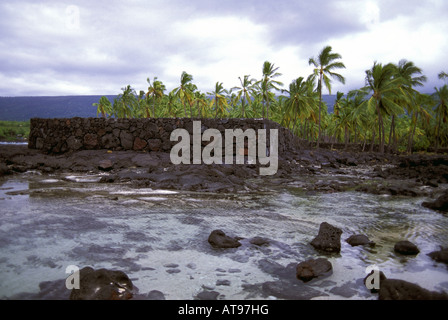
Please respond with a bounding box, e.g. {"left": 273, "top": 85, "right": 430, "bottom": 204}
{"left": 0, "top": 120, "right": 30, "bottom": 141}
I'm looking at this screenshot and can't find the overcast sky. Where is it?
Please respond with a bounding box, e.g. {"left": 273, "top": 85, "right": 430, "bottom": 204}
{"left": 1, "top": 0, "right": 447, "bottom": 96}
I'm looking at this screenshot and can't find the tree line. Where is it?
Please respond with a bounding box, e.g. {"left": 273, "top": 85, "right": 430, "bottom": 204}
{"left": 93, "top": 45, "right": 448, "bottom": 153}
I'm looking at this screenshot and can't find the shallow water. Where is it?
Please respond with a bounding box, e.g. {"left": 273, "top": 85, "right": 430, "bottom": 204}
{"left": 0, "top": 172, "right": 447, "bottom": 300}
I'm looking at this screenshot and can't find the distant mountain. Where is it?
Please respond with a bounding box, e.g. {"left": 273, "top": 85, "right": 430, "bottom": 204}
{"left": 0, "top": 95, "right": 117, "bottom": 121}
{"left": 0, "top": 94, "right": 337, "bottom": 121}
{"left": 321, "top": 95, "right": 337, "bottom": 113}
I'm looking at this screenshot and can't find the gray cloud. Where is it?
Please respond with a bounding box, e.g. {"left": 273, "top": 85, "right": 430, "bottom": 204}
{"left": 0, "top": 0, "right": 446, "bottom": 96}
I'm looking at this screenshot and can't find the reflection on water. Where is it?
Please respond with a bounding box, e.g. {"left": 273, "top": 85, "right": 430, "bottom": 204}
{"left": 0, "top": 174, "right": 447, "bottom": 300}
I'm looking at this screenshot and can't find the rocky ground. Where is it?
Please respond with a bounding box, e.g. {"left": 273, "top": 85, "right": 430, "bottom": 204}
{"left": 1, "top": 144, "right": 448, "bottom": 198}
{"left": 2, "top": 144, "right": 448, "bottom": 214}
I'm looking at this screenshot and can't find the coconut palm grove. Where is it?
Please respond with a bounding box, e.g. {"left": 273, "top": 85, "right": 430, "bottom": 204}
{"left": 94, "top": 45, "right": 448, "bottom": 154}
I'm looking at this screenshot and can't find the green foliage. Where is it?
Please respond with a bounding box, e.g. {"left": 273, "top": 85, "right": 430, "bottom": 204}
{"left": 308, "top": 45, "right": 346, "bottom": 146}
{"left": 92, "top": 49, "right": 447, "bottom": 153}
{"left": 0, "top": 120, "right": 30, "bottom": 141}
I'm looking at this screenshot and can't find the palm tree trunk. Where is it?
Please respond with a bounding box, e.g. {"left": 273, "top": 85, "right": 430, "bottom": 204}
{"left": 370, "top": 130, "right": 375, "bottom": 152}
{"left": 242, "top": 97, "right": 246, "bottom": 118}
{"left": 266, "top": 100, "right": 270, "bottom": 121}
{"left": 376, "top": 100, "right": 384, "bottom": 153}
{"left": 388, "top": 115, "right": 395, "bottom": 151}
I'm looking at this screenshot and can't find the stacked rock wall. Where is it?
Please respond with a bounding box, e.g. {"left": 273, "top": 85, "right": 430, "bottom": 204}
{"left": 28, "top": 117, "right": 307, "bottom": 155}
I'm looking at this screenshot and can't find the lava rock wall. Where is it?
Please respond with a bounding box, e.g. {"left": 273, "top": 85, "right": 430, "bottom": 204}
{"left": 29, "top": 117, "right": 307, "bottom": 154}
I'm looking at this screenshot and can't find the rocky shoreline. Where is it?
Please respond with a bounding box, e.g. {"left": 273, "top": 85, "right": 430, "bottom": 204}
{"left": 1, "top": 144, "right": 448, "bottom": 300}
{"left": 1, "top": 144, "right": 448, "bottom": 199}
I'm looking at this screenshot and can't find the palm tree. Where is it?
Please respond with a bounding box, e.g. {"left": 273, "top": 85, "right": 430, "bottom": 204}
{"left": 439, "top": 71, "right": 448, "bottom": 82}
{"left": 165, "top": 90, "right": 179, "bottom": 117}
{"left": 113, "top": 85, "right": 138, "bottom": 118}
{"left": 281, "top": 77, "right": 315, "bottom": 133}
{"left": 93, "top": 96, "right": 112, "bottom": 118}
{"left": 233, "top": 75, "right": 257, "bottom": 118}
{"left": 347, "top": 89, "right": 370, "bottom": 145}
{"left": 393, "top": 59, "right": 427, "bottom": 152}
{"left": 146, "top": 77, "right": 166, "bottom": 117}
{"left": 208, "top": 82, "right": 229, "bottom": 118}
{"left": 308, "top": 45, "right": 346, "bottom": 147}
{"left": 137, "top": 90, "right": 149, "bottom": 118}
{"left": 194, "top": 91, "right": 209, "bottom": 118}
{"left": 433, "top": 84, "right": 448, "bottom": 150}
{"left": 330, "top": 91, "right": 345, "bottom": 145}
{"left": 257, "top": 61, "right": 283, "bottom": 120}
{"left": 173, "top": 71, "right": 195, "bottom": 117}
{"left": 361, "top": 62, "right": 407, "bottom": 153}
{"left": 407, "top": 93, "right": 433, "bottom": 153}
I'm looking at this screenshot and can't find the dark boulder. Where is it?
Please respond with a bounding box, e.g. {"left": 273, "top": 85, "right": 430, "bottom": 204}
{"left": 346, "top": 234, "right": 375, "bottom": 247}
{"left": 296, "top": 258, "right": 333, "bottom": 282}
{"left": 0, "top": 162, "right": 11, "bottom": 176}
{"left": 310, "top": 222, "right": 342, "bottom": 253}
{"left": 196, "top": 290, "right": 220, "bottom": 300}
{"left": 146, "top": 290, "right": 166, "bottom": 300}
{"left": 394, "top": 240, "right": 420, "bottom": 255}
{"left": 379, "top": 279, "right": 448, "bottom": 300}
{"left": 387, "top": 186, "right": 418, "bottom": 197}
{"left": 98, "top": 159, "right": 114, "bottom": 171}
{"left": 249, "top": 236, "right": 270, "bottom": 246}
{"left": 364, "top": 271, "right": 448, "bottom": 299}
{"left": 69, "top": 267, "right": 134, "bottom": 300}
{"left": 260, "top": 280, "right": 326, "bottom": 300}
{"left": 428, "top": 247, "right": 448, "bottom": 264}
{"left": 208, "top": 230, "right": 241, "bottom": 249}
{"left": 422, "top": 190, "right": 448, "bottom": 212}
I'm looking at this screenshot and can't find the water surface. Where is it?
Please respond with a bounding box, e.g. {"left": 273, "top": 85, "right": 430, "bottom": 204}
{"left": 0, "top": 172, "right": 447, "bottom": 299}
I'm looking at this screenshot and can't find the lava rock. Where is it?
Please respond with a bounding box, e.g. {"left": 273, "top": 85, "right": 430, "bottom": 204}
{"left": 310, "top": 222, "right": 342, "bottom": 253}
{"left": 379, "top": 279, "right": 448, "bottom": 300}
{"left": 249, "top": 236, "right": 270, "bottom": 246}
{"left": 196, "top": 290, "right": 220, "bottom": 300}
{"left": 387, "top": 186, "right": 418, "bottom": 197}
{"left": 98, "top": 159, "right": 114, "bottom": 171}
{"left": 261, "top": 280, "right": 326, "bottom": 300}
{"left": 346, "top": 234, "right": 375, "bottom": 247}
{"left": 0, "top": 162, "right": 11, "bottom": 176}
{"left": 146, "top": 290, "right": 166, "bottom": 300}
{"left": 296, "top": 258, "right": 333, "bottom": 282}
{"left": 428, "top": 247, "right": 448, "bottom": 264}
{"left": 394, "top": 240, "right": 420, "bottom": 255}
{"left": 422, "top": 190, "right": 448, "bottom": 212}
{"left": 69, "top": 267, "right": 134, "bottom": 300}
{"left": 208, "top": 230, "right": 241, "bottom": 249}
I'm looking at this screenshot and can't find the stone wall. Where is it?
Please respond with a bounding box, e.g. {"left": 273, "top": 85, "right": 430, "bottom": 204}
{"left": 28, "top": 117, "right": 308, "bottom": 155}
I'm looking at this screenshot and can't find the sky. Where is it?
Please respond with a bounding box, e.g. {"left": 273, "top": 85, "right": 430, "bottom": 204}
{"left": 0, "top": 0, "right": 447, "bottom": 97}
